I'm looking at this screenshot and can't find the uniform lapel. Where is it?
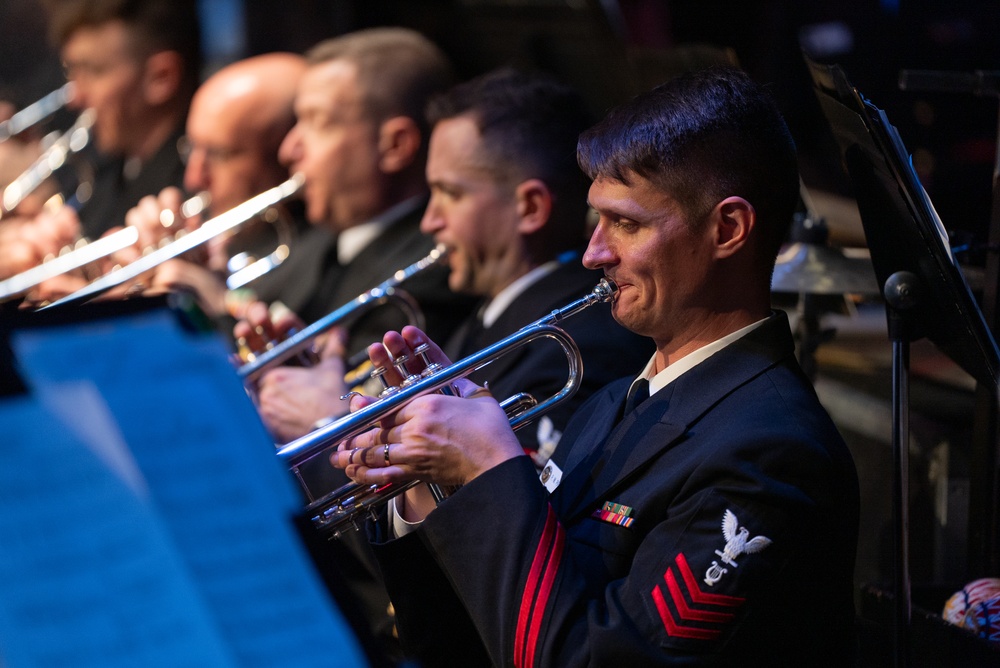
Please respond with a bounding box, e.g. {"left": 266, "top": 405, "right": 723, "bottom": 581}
{"left": 551, "top": 313, "right": 797, "bottom": 522}
{"left": 550, "top": 383, "right": 684, "bottom": 518}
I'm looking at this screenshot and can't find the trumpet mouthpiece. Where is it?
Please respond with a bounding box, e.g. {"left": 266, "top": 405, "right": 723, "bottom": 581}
{"left": 596, "top": 277, "right": 618, "bottom": 301}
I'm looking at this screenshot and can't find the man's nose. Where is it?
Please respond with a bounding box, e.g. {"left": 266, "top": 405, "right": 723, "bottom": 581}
{"left": 183, "top": 150, "right": 208, "bottom": 194}
{"left": 278, "top": 126, "right": 302, "bottom": 167}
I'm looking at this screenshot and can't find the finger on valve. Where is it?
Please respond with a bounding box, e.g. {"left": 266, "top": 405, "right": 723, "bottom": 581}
{"left": 234, "top": 300, "right": 305, "bottom": 363}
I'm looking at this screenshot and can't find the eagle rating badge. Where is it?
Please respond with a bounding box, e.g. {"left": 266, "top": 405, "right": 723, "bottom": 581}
{"left": 704, "top": 509, "right": 772, "bottom": 587}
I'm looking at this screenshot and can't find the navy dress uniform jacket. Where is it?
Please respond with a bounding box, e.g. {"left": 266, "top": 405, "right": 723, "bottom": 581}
{"left": 372, "top": 311, "right": 860, "bottom": 667}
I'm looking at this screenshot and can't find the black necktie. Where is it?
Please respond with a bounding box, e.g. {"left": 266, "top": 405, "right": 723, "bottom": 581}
{"left": 623, "top": 378, "right": 650, "bottom": 416}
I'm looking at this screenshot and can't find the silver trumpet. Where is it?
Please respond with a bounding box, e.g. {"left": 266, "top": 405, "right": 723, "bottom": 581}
{"left": 0, "top": 190, "right": 210, "bottom": 302}
{"left": 1, "top": 108, "right": 95, "bottom": 218}
{"left": 0, "top": 83, "right": 75, "bottom": 144}
{"left": 238, "top": 244, "right": 447, "bottom": 386}
{"left": 273, "top": 277, "right": 618, "bottom": 537}
{"left": 41, "top": 173, "right": 305, "bottom": 309}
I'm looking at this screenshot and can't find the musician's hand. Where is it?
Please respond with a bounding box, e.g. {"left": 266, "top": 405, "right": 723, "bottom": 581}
{"left": 233, "top": 299, "right": 304, "bottom": 356}
{"left": 16, "top": 205, "right": 82, "bottom": 274}
{"left": 150, "top": 259, "right": 228, "bottom": 316}
{"left": 257, "top": 329, "right": 350, "bottom": 443}
{"left": 123, "top": 187, "right": 199, "bottom": 251}
{"left": 31, "top": 272, "right": 88, "bottom": 303}
{"left": 0, "top": 216, "right": 41, "bottom": 278}
{"left": 0, "top": 206, "right": 81, "bottom": 279}
{"left": 332, "top": 326, "right": 523, "bottom": 490}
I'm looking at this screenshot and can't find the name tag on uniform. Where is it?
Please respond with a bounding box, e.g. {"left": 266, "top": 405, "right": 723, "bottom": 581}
{"left": 539, "top": 460, "right": 563, "bottom": 493}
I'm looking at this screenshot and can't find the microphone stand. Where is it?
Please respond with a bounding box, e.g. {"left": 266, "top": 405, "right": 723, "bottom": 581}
{"left": 882, "top": 271, "right": 919, "bottom": 668}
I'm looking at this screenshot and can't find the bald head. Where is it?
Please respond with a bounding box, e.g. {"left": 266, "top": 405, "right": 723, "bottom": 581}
{"left": 184, "top": 52, "right": 306, "bottom": 211}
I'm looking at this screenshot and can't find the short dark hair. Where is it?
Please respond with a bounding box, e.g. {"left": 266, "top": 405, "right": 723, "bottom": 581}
{"left": 577, "top": 66, "right": 799, "bottom": 266}
{"left": 306, "top": 28, "right": 453, "bottom": 146}
{"left": 427, "top": 67, "right": 593, "bottom": 254}
{"left": 45, "top": 0, "right": 202, "bottom": 91}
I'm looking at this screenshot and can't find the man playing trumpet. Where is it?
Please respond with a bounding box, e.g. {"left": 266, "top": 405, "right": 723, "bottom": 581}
{"left": 109, "top": 51, "right": 332, "bottom": 319}
{"left": 335, "top": 67, "right": 861, "bottom": 666}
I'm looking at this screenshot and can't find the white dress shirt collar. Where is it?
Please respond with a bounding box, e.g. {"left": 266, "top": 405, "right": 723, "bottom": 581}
{"left": 631, "top": 316, "right": 769, "bottom": 397}
{"left": 336, "top": 195, "right": 425, "bottom": 265}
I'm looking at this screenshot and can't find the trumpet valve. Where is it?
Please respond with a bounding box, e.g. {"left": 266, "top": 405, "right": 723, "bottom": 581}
{"left": 414, "top": 344, "right": 445, "bottom": 379}
{"left": 392, "top": 353, "right": 423, "bottom": 387}
{"left": 391, "top": 353, "right": 411, "bottom": 377}
{"left": 371, "top": 366, "right": 398, "bottom": 398}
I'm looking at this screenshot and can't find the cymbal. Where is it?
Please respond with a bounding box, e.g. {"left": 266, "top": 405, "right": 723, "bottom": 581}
{"left": 772, "top": 242, "right": 880, "bottom": 295}
{"left": 800, "top": 187, "right": 867, "bottom": 247}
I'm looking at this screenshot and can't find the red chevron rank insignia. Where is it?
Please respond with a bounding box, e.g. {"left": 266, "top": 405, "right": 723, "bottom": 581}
{"left": 651, "top": 553, "right": 745, "bottom": 640}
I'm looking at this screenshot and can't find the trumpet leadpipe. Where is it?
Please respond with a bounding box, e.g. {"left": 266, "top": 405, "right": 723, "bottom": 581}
{"left": 0, "top": 83, "right": 75, "bottom": 144}
{"left": 41, "top": 174, "right": 304, "bottom": 309}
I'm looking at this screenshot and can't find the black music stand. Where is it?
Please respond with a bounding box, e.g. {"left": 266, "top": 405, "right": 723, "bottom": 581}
{"left": 805, "top": 55, "right": 1000, "bottom": 667}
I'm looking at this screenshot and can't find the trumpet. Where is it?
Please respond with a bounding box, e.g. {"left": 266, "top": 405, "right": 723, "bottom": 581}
{"left": 41, "top": 173, "right": 305, "bottom": 309}
{"left": 237, "top": 243, "right": 447, "bottom": 385}
{"left": 1, "top": 108, "right": 94, "bottom": 219}
{"left": 0, "top": 190, "right": 210, "bottom": 302}
{"left": 272, "top": 278, "right": 618, "bottom": 537}
{"left": 0, "top": 83, "right": 75, "bottom": 144}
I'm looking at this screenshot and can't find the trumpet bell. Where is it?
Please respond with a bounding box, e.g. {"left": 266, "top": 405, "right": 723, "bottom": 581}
{"left": 222, "top": 204, "right": 295, "bottom": 290}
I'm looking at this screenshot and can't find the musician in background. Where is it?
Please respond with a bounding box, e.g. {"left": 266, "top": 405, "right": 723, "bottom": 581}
{"left": 234, "top": 28, "right": 473, "bottom": 445}
{"left": 109, "top": 52, "right": 333, "bottom": 320}
{"left": 416, "top": 68, "right": 653, "bottom": 461}
{"left": 233, "top": 29, "right": 474, "bottom": 666}
{"left": 336, "top": 67, "right": 860, "bottom": 665}
{"left": 0, "top": 0, "right": 198, "bottom": 285}
{"left": 44, "top": 0, "right": 200, "bottom": 240}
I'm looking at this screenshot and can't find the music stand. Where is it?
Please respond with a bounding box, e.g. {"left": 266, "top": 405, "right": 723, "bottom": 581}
{"left": 805, "top": 55, "right": 1000, "bottom": 667}
{"left": 0, "top": 295, "right": 367, "bottom": 667}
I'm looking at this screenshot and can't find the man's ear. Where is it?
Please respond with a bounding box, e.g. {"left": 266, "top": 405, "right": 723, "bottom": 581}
{"left": 514, "top": 178, "right": 553, "bottom": 235}
{"left": 377, "top": 116, "right": 421, "bottom": 174}
{"left": 713, "top": 196, "right": 755, "bottom": 259}
{"left": 142, "top": 51, "right": 184, "bottom": 106}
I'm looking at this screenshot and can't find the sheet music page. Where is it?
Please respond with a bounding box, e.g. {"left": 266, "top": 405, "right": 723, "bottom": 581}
{"left": 7, "top": 309, "right": 366, "bottom": 667}
{"left": 0, "top": 394, "right": 239, "bottom": 668}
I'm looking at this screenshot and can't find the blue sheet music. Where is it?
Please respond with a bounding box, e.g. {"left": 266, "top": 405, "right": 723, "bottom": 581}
{"left": 1, "top": 308, "right": 366, "bottom": 667}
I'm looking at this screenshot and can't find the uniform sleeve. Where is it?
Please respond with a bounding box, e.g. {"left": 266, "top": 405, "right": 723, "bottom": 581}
{"left": 369, "top": 512, "right": 492, "bottom": 667}
{"left": 418, "top": 440, "right": 854, "bottom": 667}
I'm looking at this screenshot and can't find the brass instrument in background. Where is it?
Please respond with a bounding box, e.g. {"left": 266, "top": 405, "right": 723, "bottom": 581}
{"left": 272, "top": 278, "right": 618, "bottom": 537}
{"left": 1, "top": 108, "right": 95, "bottom": 219}
{"left": 237, "top": 244, "right": 446, "bottom": 387}
{"left": 0, "top": 83, "right": 75, "bottom": 144}
{"left": 0, "top": 190, "right": 210, "bottom": 302}
{"left": 40, "top": 173, "right": 305, "bottom": 309}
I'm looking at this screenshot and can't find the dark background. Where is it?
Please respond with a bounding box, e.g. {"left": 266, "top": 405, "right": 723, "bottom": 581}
{"left": 3, "top": 0, "right": 999, "bottom": 246}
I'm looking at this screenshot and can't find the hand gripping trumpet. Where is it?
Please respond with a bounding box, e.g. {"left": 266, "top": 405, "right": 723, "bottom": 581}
{"left": 40, "top": 174, "right": 305, "bottom": 309}
{"left": 273, "top": 277, "right": 618, "bottom": 537}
